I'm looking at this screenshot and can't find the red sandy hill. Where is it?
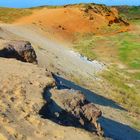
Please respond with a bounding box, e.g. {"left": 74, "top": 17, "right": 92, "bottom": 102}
{"left": 15, "top": 4, "right": 129, "bottom": 41}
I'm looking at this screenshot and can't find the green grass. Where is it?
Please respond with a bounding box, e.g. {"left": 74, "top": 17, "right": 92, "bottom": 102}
{"left": 116, "top": 6, "right": 140, "bottom": 20}
{"left": 0, "top": 8, "right": 32, "bottom": 23}
{"left": 133, "top": 72, "right": 140, "bottom": 80}
{"left": 130, "top": 117, "right": 140, "bottom": 130}
{"left": 104, "top": 68, "right": 140, "bottom": 129}
{"left": 107, "top": 32, "right": 140, "bottom": 69}
{"left": 131, "top": 20, "right": 140, "bottom": 25}
{"left": 100, "top": 24, "right": 122, "bottom": 34}
{"left": 74, "top": 25, "right": 140, "bottom": 69}
{"left": 119, "top": 40, "right": 140, "bottom": 69}
{"left": 101, "top": 67, "right": 140, "bottom": 114}
{"left": 73, "top": 33, "right": 97, "bottom": 60}
{"left": 73, "top": 21, "right": 140, "bottom": 115}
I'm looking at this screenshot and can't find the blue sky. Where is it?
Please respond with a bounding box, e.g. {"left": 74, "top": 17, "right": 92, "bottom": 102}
{"left": 0, "top": 0, "right": 139, "bottom": 8}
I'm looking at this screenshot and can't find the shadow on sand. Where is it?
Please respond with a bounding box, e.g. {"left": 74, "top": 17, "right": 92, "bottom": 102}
{"left": 39, "top": 90, "right": 98, "bottom": 133}
{"left": 0, "top": 48, "right": 25, "bottom": 62}
{"left": 52, "top": 74, "right": 125, "bottom": 111}
{"left": 40, "top": 74, "right": 140, "bottom": 140}
{"left": 99, "top": 117, "right": 140, "bottom": 140}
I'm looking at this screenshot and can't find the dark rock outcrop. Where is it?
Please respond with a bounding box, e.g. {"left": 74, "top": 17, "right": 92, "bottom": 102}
{"left": 41, "top": 89, "right": 103, "bottom": 136}
{"left": 0, "top": 40, "right": 37, "bottom": 64}
{"left": 81, "top": 4, "right": 129, "bottom": 26}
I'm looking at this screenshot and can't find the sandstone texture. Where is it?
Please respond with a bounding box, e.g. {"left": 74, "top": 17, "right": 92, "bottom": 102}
{"left": 0, "top": 58, "right": 55, "bottom": 140}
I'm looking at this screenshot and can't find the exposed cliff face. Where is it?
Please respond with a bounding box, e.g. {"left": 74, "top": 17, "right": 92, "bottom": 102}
{"left": 80, "top": 4, "right": 128, "bottom": 25}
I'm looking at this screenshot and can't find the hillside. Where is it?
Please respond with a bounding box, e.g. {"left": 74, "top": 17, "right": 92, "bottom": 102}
{"left": 0, "top": 3, "right": 140, "bottom": 140}
{"left": 73, "top": 6, "right": 140, "bottom": 115}
{"left": 115, "top": 6, "right": 140, "bottom": 20}
{"left": 0, "top": 4, "right": 129, "bottom": 42}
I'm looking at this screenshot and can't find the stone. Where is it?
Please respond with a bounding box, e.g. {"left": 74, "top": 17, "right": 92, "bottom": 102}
{"left": 0, "top": 40, "right": 37, "bottom": 64}
{"left": 43, "top": 89, "right": 103, "bottom": 135}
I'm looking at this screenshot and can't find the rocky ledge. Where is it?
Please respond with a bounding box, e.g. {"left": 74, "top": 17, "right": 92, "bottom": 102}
{"left": 41, "top": 88, "right": 103, "bottom": 136}
{"left": 0, "top": 39, "right": 37, "bottom": 64}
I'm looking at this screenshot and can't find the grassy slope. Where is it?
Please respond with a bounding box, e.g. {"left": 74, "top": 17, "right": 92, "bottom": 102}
{"left": 73, "top": 6, "right": 140, "bottom": 115}
{"left": 0, "top": 8, "right": 32, "bottom": 23}
{"left": 115, "top": 6, "right": 140, "bottom": 20}
{"left": 74, "top": 29, "right": 140, "bottom": 69}
{"left": 73, "top": 17, "right": 140, "bottom": 129}
{"left": 119, "top": 34, "right": 140, "bottom": 69}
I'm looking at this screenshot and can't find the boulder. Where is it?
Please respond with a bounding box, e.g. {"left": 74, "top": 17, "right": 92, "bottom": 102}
{"left": 0, "top": 40, "right": 37, "bottom": 64}
{"left": 42, "top": 89, "right": 103, "bottom": 136}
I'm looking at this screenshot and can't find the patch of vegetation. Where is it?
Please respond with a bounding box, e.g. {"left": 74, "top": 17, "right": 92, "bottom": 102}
{"left": 101, "top": 67, "right": 140, "bottom": 114}
{"left": 130, "top": 117, "right": 140, "bottom": 130}
{"left": 74, "top": 27, "right": 140, "bottom": 69}
{"left": 100, "top": 24, "right": 122, "bottom": 34}
{"left": 73, "top": 21, "right": 140, "bottom": 116}
{"left": 73, "top": 33, "right": 97, "bottom": 60}
{"left": 119, "top": 40, "right": 140, "bottom": 69}
{"left": 0, "top": 8, "right": 32, "bottom": 23}
{"left": 133, "top": 72, "right": 140, "bottom": 80}
{"left": 115, "top": 6, "right": 140, "bottom": 20}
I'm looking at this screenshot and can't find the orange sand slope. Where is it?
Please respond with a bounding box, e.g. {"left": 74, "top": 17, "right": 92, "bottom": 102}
{"left": 15, "top": 4, "right": 129, "bottom": 41}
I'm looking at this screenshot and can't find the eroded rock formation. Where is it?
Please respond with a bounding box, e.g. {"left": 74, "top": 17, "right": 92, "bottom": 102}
{"left": 41, "top": 88, "right": 103, "bottom": 136}
{"left": 81, "top": 4, "right": 129, "bottom": 26}
{"left": 0, "top": 40, "right": 37, "bottom": 64}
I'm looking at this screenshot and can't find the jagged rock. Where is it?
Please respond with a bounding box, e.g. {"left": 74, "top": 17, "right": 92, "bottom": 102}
{"left": 0, "top": 40, "right": 37, "bottom": 64}
{"left": 81, "top": 4, "right": 129, "bottom": 26}
{"left": 43, "top": 89, "right": 103, "bottom": 136}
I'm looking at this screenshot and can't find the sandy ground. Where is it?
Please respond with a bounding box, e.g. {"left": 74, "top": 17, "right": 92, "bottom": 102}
{"left": 0, "top": 58, "right": 104, "bottom": 140}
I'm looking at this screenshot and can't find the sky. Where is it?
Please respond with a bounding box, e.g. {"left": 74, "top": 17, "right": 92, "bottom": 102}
{"left": 0, "top": 0, "right": 139, "bottom": 8}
